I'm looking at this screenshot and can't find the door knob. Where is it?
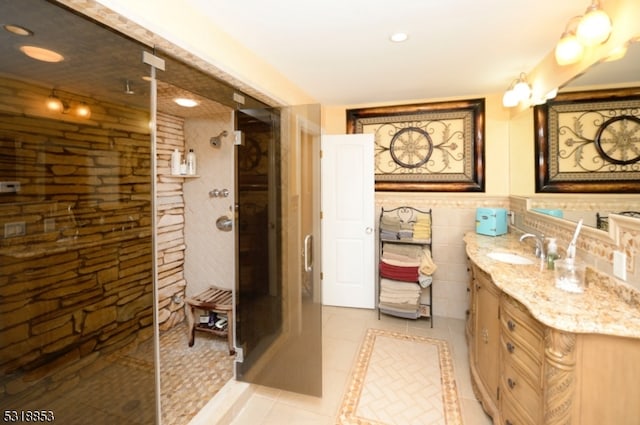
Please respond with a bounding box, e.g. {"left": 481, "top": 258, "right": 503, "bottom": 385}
{"left": 365, "top": 227, "right": 373, "bottom": 234}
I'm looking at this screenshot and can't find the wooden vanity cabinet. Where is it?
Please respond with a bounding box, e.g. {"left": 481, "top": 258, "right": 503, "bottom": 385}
{"left": 468, "top": 262, "right": 501, "bottom": 416}
{"left": 467, "top": 258, "right": 640, "bottom": 425}
{"left": 499, "top": 294, "right": 544, "bottom": 425}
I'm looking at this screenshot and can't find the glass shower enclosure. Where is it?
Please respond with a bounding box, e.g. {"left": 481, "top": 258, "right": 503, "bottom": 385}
{"left": 0, "top": 1, "right": 158, "bottom": 423}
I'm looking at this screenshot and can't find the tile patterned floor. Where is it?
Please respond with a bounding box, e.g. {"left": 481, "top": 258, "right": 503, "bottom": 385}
{"left": 337, "top": 328, "right": 462, "bottom": 425}
{"left": 229, "top": 306, "right": 493, "bottom": 425}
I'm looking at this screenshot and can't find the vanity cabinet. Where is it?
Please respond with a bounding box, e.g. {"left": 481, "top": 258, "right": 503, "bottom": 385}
{"left": 468, "top": 262, "right": 501, "bottom": 414}
{"left": 499, "top": 294, "right": 544, "bottom": 425}
{"left": 467, "top": 256, "right": 640, "bottom": 425}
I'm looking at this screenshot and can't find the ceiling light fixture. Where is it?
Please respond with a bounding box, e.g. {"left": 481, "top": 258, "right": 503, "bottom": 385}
{"left": 3, "top": 24, "right": 33, "bottom": 36}
{"left": 389, "top": 32, "right": 408, "bottom": 43}
{"left": 174, "top": 98, "right": 199, "bottom": 108}
{"left": 20, "top": 45, "right": 64, "bottom": 63}
{"left": 576, "top": 0, "right": 612, "bottom": 46}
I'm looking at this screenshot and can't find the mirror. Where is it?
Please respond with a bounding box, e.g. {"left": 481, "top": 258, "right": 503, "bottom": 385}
{"left": 563, "top": 40, "right": 640, "bottom": 90}
{"left": 519, "top": 39, "right": 640, "bottom": 229}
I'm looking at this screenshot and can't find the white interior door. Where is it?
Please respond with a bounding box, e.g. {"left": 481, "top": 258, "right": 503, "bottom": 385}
{"left": 321, "top": 134, "right": 375, "bottom": 308}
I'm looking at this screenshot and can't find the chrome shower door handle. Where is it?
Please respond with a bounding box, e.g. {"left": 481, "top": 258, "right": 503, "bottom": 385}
{"left": 303, "top": 234, "right": 313, "bottom": 272}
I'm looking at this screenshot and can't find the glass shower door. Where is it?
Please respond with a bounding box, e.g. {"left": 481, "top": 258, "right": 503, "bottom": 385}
{"left": 235, "top": 104, "right": 322, "bottom": 396}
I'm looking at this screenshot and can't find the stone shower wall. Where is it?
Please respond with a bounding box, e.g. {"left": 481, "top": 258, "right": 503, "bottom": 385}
{"left": 155, "top": 112, "right": 188, "bottom": 331}
{"left": 0, "top": 77, "right": 154, "bottom": 402}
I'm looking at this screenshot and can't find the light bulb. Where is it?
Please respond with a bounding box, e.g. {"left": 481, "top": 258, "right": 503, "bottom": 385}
{"left": 502, "top": 89, "right": 519, "bottom": 108}
{"left": 76, "top": 103, "right": 91, "bottom": 118}
{"left": 513, "top": 77, "right": 531, "bottom": 102}
{"left": 576, "top": 5, "right": 612, "bottom": 46}
{"left": 605, "top": 44, "right": 627, "bottom": 62}
{"left": 555, "top": 33, "right": 584, "bottom": 65}
{"left": 46, "top": 94, "right": 64, "bottom": 112}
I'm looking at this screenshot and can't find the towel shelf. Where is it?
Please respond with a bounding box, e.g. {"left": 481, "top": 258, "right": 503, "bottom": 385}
{"left": 378, "top": 206, "right": 434, "bottom": 327}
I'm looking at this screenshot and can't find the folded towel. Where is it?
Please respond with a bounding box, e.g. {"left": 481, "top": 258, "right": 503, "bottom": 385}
{"left": 382, "top": 243, "right": 423, "bottom": 259}
{"left": 380, "top": 256, "right": 421, "bottom": 268}
{"left": 380, "top": 279, "right": 421, "bottom": 296}
{"left": 379, "top": 262, "right": 419, "bottom": 282}
{"left": 413, "top": 215, "right": 431, "bottom": 240}
{"left": 419, "top": 249, "right": 437, "bottom": 275}
{"left": 418, "top": 274, "right": 432, "bottom": 288}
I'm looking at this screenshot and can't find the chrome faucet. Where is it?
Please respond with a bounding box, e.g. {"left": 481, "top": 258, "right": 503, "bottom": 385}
{"left": 519, "top": 233, "right": 545, "bottom": 259}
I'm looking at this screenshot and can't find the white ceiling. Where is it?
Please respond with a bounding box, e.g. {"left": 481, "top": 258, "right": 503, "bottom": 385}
{"left": 182, "top": 0, "right": 620, "bottom": 105}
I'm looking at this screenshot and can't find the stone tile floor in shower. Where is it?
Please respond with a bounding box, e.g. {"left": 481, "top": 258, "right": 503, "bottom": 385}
{"left": 159, "top": 322, "right": 235, "bottom": 425}
{"left": 33, "top": 321, "right": 234, "bottom": 425}
{"left": 229, "top": 306, "right": 493, "bottom": 425}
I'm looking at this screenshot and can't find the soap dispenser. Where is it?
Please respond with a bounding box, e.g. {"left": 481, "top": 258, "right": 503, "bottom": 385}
{"left": 546, "top": 238, "right": 559, "bottom": 270}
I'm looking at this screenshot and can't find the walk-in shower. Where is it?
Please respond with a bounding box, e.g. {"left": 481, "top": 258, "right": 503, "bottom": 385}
{"left": 0, "top": 1, "right": 156, "bottom": 422}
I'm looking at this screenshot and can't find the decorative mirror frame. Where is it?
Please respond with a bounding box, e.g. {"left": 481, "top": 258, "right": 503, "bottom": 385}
{"left": 534, "top": 87, "right": 640, "bottom": 193}
{"left": 347, "top": 99, "right": 485, "bottom": 192}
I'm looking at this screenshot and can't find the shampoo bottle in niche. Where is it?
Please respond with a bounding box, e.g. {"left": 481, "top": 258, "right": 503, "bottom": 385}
{"left": 186, "top": 148, "right": 197, "bottom": 175}
{"left": 171, "top": 149, "right": 181, "bottom": 175}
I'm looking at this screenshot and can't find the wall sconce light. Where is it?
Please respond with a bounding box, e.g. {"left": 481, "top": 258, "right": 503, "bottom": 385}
{"left": 502, "top": 73, "right": 531, "bottom": 108}
{"left": 502, "top": 81, "right": 519, "bottom": 108}
{"left": 46, "top": 91, "right": 65, "bottom": 112}
{"left": 75, "top": 102, "right": 92, "bottom": 119}
{"left": 576, "top": 0, "right": 612, "bottom": 46}
{"left": 45, "top": 90, "right": 92, "bottom": 118}
{"left": 604, "top": 43, "right": 628, "bottom": 62}
{"left": 555, "top": 1, "right": 612, "bottom": 66}
{"left": 555, "top": 16, "right": 584, "bottom": 66}
{"left": 513, "top": 73, "right": 531, "bottom": 102}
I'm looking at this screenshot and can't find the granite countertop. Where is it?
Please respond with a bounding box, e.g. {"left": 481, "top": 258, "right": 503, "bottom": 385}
{"left": 464, "top": 231, "right": 640, "bottom": 339}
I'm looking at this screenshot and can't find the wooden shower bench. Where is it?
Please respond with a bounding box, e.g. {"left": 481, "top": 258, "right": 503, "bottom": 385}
{"left": 185, "top": 286, "right": 235, "bottom": 355}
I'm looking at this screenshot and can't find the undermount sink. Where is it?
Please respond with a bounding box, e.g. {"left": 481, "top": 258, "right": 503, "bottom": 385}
{"left": 487, "top": 251, "right": 534, "bottom": 265}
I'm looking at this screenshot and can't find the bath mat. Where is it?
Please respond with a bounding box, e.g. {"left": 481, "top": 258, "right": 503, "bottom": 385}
{"left": 337, "top": 328, "right": 462, "bottom": 425}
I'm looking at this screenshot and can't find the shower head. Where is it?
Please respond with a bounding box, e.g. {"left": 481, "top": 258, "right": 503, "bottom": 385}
{"left": 210, "top": 130, "right": 228, "bottom": 148}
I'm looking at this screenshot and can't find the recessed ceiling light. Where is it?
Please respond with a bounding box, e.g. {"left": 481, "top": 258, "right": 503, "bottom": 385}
{"left": 3, "top": 24, "right": 33, "bottom": 36}
{"left": 174, "top": 98, "right": 199, "bottom": 108}
{"left": 389, "top": 32, "right": 409, "bottom": 43}
{"left": 19, "top": 45, "right": 64, "bottom": 63}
